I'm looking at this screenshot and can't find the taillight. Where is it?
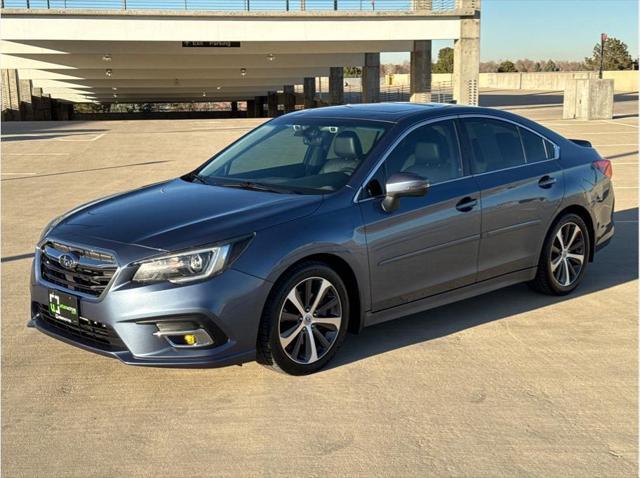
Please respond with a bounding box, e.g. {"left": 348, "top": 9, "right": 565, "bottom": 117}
{"left": 593, "top": 159, "right": 613, "bottom": 178}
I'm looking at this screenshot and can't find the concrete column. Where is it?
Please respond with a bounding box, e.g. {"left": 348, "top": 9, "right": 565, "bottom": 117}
{"left": 267, "top": 91, "right": 278, "bottom": 117}
{"left": 246, "top": 99, "right": 256, "bottom": 118}
{"left": 18, "top": 79, "right": 34, "bottom": 120}
{"left": 303, "top": 77, "right": 316, "bottom": 109}
{"left": 1, "top": 69, "right": 21, "bottom": 120}
{"left": 329, "top": 67, "right": 344, "bottom": 105}
{"left": 453, "top": 0, "right": 481, "bottom": 105}
{"left": 410, "top": 40, "right": 432, "bottom": 103}
{"left": 42, "top": 93, "right": 52, "bottom": 121}
{"left": 231, "top": 101, "right": 238, "bottom": 116}
{"left": 362, "top": 53, "right": 380, "bottom": 103}
{"left": 32, "top": 87, "right": 44, "bottom": 120}
{"left": 283, "top": 85, "right": 296, "bottom": 113}
{"left": 258, "top": 96, "right": 267, "bottom": 117}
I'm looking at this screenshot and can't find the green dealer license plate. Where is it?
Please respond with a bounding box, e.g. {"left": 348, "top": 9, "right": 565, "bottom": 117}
{"left": 48, "top": 289, "right": 79, "bottom": 325}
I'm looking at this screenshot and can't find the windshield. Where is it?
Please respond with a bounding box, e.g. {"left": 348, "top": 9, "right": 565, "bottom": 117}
{"left": 196, "top": 119, "right": 389, "bottom": 194}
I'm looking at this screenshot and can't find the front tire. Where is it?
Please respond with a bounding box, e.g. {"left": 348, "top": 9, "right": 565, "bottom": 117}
{"left": 529, "top": 213, "right": 590, "bottom": 296}
{"left": 257, "top": 261, "right": 349, "bottom": 375}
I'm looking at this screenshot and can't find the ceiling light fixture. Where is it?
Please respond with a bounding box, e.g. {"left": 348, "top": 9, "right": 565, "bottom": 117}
{"left": 102, "top": 54, "right": 112, "bottom": 62}
{"left": 267, "top": 53, "right": 275, "bottom": 61}
{"left": 216, "top": 86, "right": 222, "bottom": 90}
{"left": 105, "top": 69, "right": 113, "bottom": 77}
{"left": 240, "top": 68, "right": 247, "bottom": 77}
{"left": 112, "top": 87, "right": 118, "bottom": 91}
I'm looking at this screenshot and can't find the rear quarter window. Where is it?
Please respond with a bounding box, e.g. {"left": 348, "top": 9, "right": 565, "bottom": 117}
{"left": 519, "top": 127, "right": 550, "bottom": 163}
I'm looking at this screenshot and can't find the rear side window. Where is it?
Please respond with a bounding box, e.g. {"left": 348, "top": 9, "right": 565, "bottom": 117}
{"left": 520, "top": 127, "right": 554, "bottom": 163}
{"left": 463, "top": 118, "right": 525, "bottom": 174}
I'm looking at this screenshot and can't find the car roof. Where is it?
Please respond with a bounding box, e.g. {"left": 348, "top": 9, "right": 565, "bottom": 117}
{"left": 280, "top": 102, "right": 506, "bottom": 123}
{"left": 282, "top": 102, "right": 454, "bottom": 122}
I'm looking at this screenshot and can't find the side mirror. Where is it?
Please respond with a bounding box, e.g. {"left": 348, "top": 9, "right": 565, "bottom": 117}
{"left": 381, "top": 172, "right": 429, "bottom": 212}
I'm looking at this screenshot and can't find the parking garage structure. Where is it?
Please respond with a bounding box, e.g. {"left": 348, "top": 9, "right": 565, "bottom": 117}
{"left": 0, "top": 0, "right": 481, "bottom": 119}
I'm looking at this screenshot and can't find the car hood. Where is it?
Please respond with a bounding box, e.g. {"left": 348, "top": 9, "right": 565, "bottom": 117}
{"left": 49, "top": 178, "right": 323, "bottom": 259}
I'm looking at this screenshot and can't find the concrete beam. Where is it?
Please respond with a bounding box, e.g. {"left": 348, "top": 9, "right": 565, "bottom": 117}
{"left": 18, "top": 67, "right": 331, "bottom": 80}
{"left": 28, "top": 78, "right": 308, "bottom": 89}
{"left": 0, "top": 13, "right": 465, "bottom": 42}
{"left": 2, "top": 52, "right": 365, "bottom": 70}
{"left": 410, "top": 39, "right": 432, "bottom": 103}
{"left": 1, "top": 39, "right": 415, "bottom": 55}
{"left": 362, "top": 52, "right": 380, "bottom": 103}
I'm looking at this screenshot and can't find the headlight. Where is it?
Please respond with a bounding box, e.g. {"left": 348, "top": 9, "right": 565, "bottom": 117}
{"left": 132, "top": 245, "right": 231, "bottom": 284}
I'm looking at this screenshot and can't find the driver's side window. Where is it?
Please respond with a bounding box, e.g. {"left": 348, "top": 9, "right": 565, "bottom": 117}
{"left": 384, "top": 120, "right": 463, "bottom": 184}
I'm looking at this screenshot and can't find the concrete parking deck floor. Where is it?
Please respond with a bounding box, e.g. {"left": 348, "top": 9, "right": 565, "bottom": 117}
{"left": 2, "top": 91, "right": 638, "bottom": 477}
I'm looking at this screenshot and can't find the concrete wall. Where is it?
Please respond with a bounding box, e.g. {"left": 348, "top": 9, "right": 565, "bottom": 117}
{"left": 385, "top": 70, "right": 638, "bottom": 92}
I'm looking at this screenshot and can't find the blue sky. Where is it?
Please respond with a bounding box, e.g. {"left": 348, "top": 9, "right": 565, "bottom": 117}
{"left": 381, "top": 0, "right": 638, "bottom": 63}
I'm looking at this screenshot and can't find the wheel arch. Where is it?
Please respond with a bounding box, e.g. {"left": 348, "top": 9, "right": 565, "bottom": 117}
{"left": 548, "top": 204, "right": 596, "bottom": 262}
{"left": 266, "top": 253, "right": 364, "bottom": 335}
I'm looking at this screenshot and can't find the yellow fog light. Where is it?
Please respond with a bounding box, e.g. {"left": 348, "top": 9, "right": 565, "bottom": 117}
{"left": 184, "top": 334, "right": 197, "bottom": 345}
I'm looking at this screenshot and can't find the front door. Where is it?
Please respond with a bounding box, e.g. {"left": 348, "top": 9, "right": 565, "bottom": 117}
{"left": 358, "top": 119, "right": 482, "bottom": 312}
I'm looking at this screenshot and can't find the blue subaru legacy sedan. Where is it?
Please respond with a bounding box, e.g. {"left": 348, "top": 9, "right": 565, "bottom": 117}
{"left": 30, "top": 103, "right": 614, "bottom": 375}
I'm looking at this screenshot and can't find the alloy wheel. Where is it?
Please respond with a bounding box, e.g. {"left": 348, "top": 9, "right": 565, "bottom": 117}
{"left": 278, "top": 277, "right": 342, "bottom": 364}
{"left": 550, "top": 221, "right": 586, "bottom": 287}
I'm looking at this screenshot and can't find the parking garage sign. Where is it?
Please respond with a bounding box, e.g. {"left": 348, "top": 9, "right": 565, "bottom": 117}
{"left": 182, "top": 41, "right": 241, "bottom": 48}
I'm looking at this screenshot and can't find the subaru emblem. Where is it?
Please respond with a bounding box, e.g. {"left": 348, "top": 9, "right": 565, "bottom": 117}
{"left": 59, "top": 253, "right": 79, "bottom": 270}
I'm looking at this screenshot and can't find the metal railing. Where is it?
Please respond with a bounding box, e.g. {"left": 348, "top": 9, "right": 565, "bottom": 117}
{"left": 317, "top": 81, "right": 453, "bottom": 104}
{"left": 1, "top": 0, "right": 458, "bottom": 12}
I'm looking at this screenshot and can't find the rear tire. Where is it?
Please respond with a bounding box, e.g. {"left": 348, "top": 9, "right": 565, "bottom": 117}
{"left": 529, "top": 213, "right": 590, "bottom": 296}
{"left": 256, "top": 261, "right": 349, "bottom": 375}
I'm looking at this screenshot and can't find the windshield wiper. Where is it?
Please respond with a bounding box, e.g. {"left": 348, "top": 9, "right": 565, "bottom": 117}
{"left": 183, "top": 172, "right": 208, "bottom": 184}
{"left": 217, "top": 181, "right": 297, "bottom": 194}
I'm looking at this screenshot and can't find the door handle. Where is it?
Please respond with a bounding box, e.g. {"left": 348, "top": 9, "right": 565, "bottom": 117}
{"left": 538, "top": 175, "right": 557, "bottom": 189}
{"left": 456, "top": 197, "right": 478, "bottom": 212}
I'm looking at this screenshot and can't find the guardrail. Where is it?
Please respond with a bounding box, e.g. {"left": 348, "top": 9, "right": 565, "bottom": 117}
{"left": 1, "top": 0, "right": 459, "bottom": 12}
{"left": 317, "top": 81, "right": 453, "bottom": 103}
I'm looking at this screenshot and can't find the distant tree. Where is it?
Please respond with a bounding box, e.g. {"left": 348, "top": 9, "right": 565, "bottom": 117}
{"left": 515, "top": 58, "right": 535, "bottom": 73}
{"left": 380, "top": 63, "right": 396, "bottom": 76}
{"left": 480, "top": 61, "right": 498, "bottom": 73}
{"left": 543, "top": 60, "right": 559, "bottom": 72}
{"left": 343, "top": 66, "right": 362, "bottom": 78}
{"left": 585, "top": 37, "right": 634, "bottom": 71}
{"left": 433, "top": 47, "right": 454, "bottom": 73}
{"left": 497, "top": 60, "right": 518, "bottom": 73}
{"left": 397, "top": 60, "right": 411, "bottom": 74}
{"left": 556, "top": 60, "right": 587, "bottom": 71}
{"left": 533, "top": 62, "right": 542, "bottom": 72}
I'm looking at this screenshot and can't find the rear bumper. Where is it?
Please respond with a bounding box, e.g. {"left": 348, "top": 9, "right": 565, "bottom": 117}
{"left": 30, "top": 263, "right": 272, "bottom": 368}
{"left": 595, "top": 223, "right": 614, "bottom": 252}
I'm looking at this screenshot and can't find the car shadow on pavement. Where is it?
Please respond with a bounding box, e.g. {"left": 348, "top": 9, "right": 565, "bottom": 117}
{"left": 329, "top": 207, "right": 638, "bottom": 371}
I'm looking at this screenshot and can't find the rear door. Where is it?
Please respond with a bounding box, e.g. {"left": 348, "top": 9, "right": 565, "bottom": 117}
{"left": 459, "top": 116, "right": 564, "bottom": 281}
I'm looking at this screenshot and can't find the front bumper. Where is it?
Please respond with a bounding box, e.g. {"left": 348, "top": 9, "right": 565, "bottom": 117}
{"left": 30, "top": 258, "right": 273, "bottom": 368}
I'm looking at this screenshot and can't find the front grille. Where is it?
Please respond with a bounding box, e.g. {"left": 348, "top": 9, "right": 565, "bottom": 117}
{"left": 40, "top": 241, "right": 117, "bottom": 297}
{"left": 38, "top": 304, "right": 126, "bottom": 352}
